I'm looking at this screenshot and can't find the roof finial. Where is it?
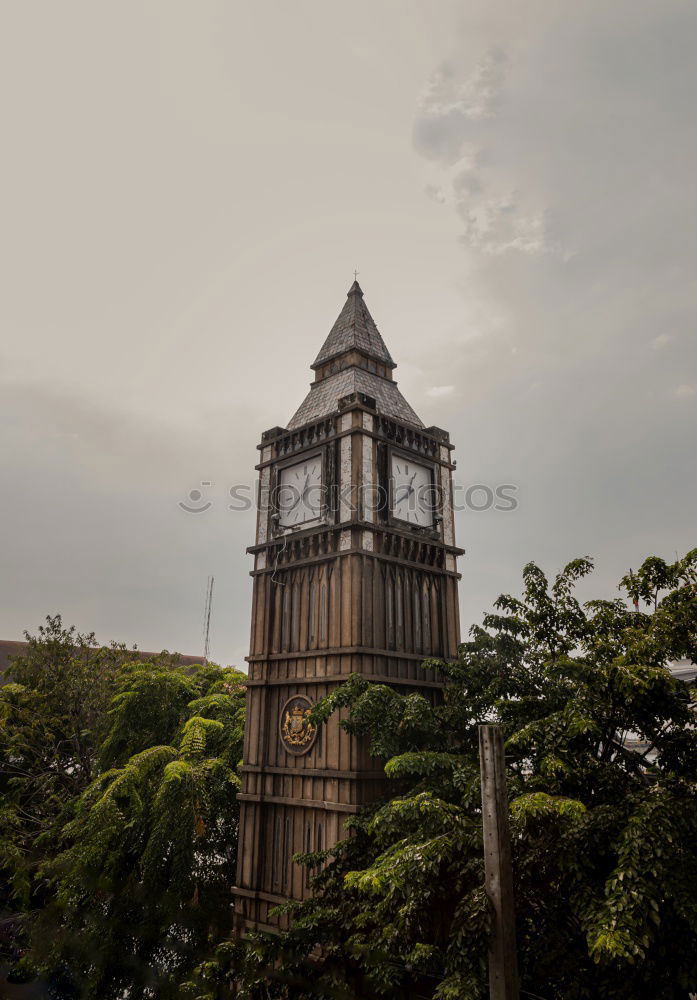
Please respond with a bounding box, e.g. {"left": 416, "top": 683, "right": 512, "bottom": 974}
{"left": 348, "top": 269, "right": 363, "bottom": 298}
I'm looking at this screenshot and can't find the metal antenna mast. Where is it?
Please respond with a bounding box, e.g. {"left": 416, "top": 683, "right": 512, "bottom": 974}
{"left": 202, "top": 575, "right": 214, "bottom": 665}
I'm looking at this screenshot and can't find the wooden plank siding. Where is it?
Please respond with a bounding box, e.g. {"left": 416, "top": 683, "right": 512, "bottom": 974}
{"left": 233, "top": 398, "right": 462, "bottom": 933}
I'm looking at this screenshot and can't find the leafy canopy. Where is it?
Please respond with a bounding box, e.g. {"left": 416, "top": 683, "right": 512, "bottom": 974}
{"left": 3, "top": 547, "right": 696, "bottom": 1000}
{"left": 0, "top": 616, "right": 246, "bottom": 1000}
{"left": 217, "top": 549, "right": 697, "bottom": 1000}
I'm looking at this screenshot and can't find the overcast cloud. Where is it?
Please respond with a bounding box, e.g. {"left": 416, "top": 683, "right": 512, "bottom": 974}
{"left": 0, "top": 1, "right": 694, "bottom": 666}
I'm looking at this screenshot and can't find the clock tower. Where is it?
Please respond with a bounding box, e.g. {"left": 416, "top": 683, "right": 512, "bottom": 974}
{"left": 233, "top": 281, "right": 462, "bottom": 932}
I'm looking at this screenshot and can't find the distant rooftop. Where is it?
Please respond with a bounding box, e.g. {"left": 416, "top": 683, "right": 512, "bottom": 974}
{"left": 0, "top": 639, "right": 209, "bottom": 684}
{"left": 670, "top": 658, "right": 697, "bottom": 683}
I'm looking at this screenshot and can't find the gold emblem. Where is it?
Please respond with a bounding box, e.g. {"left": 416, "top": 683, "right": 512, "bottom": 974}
{"left": 280, "top": 696, "right": 316, "bottom": 753}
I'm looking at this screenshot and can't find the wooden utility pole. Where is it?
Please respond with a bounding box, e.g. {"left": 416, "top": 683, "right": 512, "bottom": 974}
{"left": 479, "top": 724, "right": 520, "bottom": 1000}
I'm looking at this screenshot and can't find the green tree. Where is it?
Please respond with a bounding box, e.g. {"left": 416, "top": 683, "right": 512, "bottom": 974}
{"left": 32, "top": 660, "right": 247, "bottom": 999}
{"left": 0, "top": 616, "right": 135, "bottom": 967}
{"left": 220, "top": 550, "right": 697, "bottom": 1000}
{"left": 0, "top": 617, "right": 247, "bottom": 999}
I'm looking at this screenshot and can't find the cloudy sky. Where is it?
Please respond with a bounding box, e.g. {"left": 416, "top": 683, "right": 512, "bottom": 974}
{"left": 1, "top": 1, "right": 695, "bottom": 667}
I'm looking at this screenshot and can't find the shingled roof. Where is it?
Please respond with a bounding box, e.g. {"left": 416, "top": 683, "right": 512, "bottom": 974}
{"left": 287, "top": 281, "right": 422, "bottom": 430}
{"left": 312, "top": 281, "right": 395, "bottom": 369}
{"left": 288, "top": 367, "right": 423, "bottom": 429}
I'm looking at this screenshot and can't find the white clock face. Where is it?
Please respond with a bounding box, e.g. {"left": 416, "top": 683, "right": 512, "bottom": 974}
{"left": 278, "top": 455, "right": 322, "bottom": 527}
{"left": 391, "top": 455, "right": 434, "bottom": 527}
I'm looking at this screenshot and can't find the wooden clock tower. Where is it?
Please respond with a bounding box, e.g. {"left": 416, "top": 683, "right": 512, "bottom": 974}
{"left": 233, "top": 281, "right": 462, "bottom": 932}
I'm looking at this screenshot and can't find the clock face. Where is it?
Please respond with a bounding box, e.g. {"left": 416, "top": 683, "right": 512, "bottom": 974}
{"left": 278, "top": 454, "right": 322, "bottom": 527}
{"left": 391, "top": 455, "right": 434, "bottom": 527}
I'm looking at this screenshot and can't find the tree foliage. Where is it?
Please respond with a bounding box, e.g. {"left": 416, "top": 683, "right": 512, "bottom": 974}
{"left": 0, "top": 617, "right": 135, "bottom": 939}
{"left": 219, "top": 549, "right": 697, "bottom": 1000}
{"left": 2, "top": 548, "right": 696, "bottom": 1000}
{"left": 0, "top": 617, "right": 246, "bottom": 999}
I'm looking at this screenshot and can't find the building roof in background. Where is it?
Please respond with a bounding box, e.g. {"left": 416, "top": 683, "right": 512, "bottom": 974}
{"left": 0, "top": 639, "right": 209, "bottom": 684}
{"left": 670, "top": 658, "right": 697, "bottom": 683}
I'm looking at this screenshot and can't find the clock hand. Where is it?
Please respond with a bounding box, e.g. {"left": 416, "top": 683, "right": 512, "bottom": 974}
{"left": 286, "top": 476, "right": 311, "bottom": 520}
{"left": 395, "top": 474, "right": 418, "bottom": 504}
{"left": 286, "top": 481, "right": 305, "bottom": 514}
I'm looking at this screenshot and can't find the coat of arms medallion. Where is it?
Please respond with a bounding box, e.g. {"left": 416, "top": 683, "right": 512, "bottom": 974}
{"left": 279, "top": 695, "right": 317, "bottom": 755}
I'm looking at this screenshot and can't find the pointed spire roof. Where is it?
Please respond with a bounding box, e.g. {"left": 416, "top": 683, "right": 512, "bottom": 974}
{"left": 287, "top": 281, "right": 423, "bottom": 430}
{"left": 311, "top": 281, "right": 395, "bottom": 370}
